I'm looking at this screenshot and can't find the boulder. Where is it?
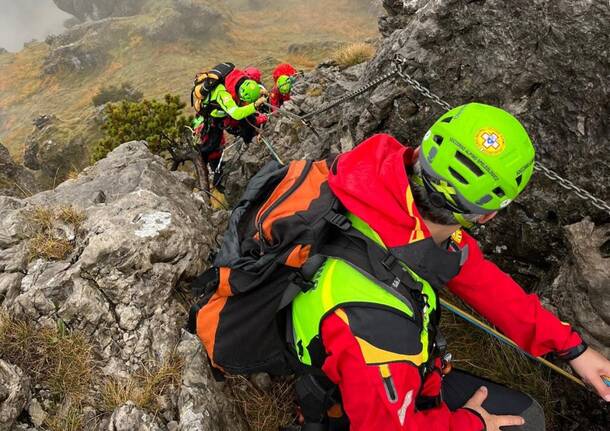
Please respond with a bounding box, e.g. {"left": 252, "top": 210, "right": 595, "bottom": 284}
{"left": 23, "top": 114, "right": 96, "bottom": 184}
{"left": 176, "top": 332, "right": 248, "bottom": 431}
{"left": 0, "top": 142, "right": 38, "bottom": 198}
{"left": 52, "top": 0, "right": 145, "bottom": 21}
{"left": 552, "top": 219, "right": 610, "bottom": 357}
{"left": 0, "top": 361, "right": 31, "bottom": 431}
{"left": 107, "top": 402, "right": 163, "bottom": 431}
{"left": 144, "top": 1, "right": 225, "bottom": 42}
{"left": 0, "top": 141, "right": 243, "bottom": 427}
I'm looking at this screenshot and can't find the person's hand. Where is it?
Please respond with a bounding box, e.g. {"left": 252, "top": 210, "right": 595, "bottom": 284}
{"left": 256, "top": 114, "right": 268, "bottom": 126}
{"left": 260, "top": 87, "right": 269, "bottom": 96}
{"left": 569, "top": 347, "right": 610, "bottom": 401}
{"left": 254, "top": 96, "right": 267, "bottom": 108}
{"left": 463, "top": 386, "right": 525, "bottom": 431}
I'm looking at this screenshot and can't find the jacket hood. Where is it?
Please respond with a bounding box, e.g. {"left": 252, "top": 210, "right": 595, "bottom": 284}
{"left": 328, "top": 134, "right": 430, "bottom": 248}
{"left": 273, "top": 63, "right": 297, "bottom": 82}
{"left": 225, "top": 69, "right": 248, "bottom": 100}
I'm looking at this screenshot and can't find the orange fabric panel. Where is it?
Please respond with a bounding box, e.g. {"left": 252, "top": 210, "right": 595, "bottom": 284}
{"left": 196, "top": 267, "right": 232, "bottom": 366}
{"left": 258, "top": 160, "right": 329, "bottom": 242}
{"left": 284, "top": 244, "right": 312, "bottom": 268}
{"left": 256, "top": 160, "right": 307, "bottom": 231}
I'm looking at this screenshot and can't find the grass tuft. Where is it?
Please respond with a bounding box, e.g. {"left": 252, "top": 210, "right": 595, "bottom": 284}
{"left": 332, "top": 42, "right": 375, "bottom": 69}
{"left": 99, "top": 354, "right": 184, "bottom": 415}
{"left": 24, "top": 205, "right": 86, "bottom": 261}
{"left": 227, "top": 375, "right": 296, "bottom": 431}
{"left": 0, "top": 313, "right": 94, "bottom": 409}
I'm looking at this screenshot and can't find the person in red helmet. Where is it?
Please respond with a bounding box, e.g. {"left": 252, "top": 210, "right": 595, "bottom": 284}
{"left": 244, "top": 66, "right": 263, "bottom": 84}
{"left": 270, "top": 63, "right": 298, "bottom": 109}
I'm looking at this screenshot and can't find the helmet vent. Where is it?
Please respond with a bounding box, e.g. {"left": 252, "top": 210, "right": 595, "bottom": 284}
{"left": 433, "top": 135, "right": 444, "bottom": 145}
{"left": 441, "top": 116, "right": 453, "bottom": 123}
{"left": 456, "top": 151, "right": 483, "bottom": 177}
{"left": 493, "top": 187, "right": 505, "bottom": 197}
{"left": 515, "top": 174, "right": 523, "bottom": 186}
{"left": 449, "top": 167, "right": 468, "bottom": 184}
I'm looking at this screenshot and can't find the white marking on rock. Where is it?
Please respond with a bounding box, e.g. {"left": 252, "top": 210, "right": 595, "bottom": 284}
{"left": 134, "top": 211, "right": 172, "bottom": 238}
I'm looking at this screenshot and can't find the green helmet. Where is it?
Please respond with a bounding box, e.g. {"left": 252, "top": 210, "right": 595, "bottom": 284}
{"left": 239, "top": 79, "right": 261, "bottom": 103}
{"left": 418, "top": 103, "right": 535, "bottom": 215}
{"left": 277, "top": 75, "right": 293, "bottom": 95}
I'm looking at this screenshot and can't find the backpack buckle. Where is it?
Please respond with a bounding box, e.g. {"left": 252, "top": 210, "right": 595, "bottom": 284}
{"left": 381, "top": 253, "right": 398, "bottom": 271}
{"left": 325, "top": 212, "right": 351, "bottom": 231}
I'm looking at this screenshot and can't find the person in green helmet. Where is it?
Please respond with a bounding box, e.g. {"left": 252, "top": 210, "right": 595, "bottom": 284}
{"left": 270, "top": 63, "right": 298, "bottom": 108}
{"left": 195, "top": 68, "right": 268, "bottom": 194}
{"left": 285, "top": 103, "right": 610, "bottom": 430}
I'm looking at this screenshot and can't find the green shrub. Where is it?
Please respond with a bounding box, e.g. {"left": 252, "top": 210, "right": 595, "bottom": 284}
{"left": 92, "top": 94, "right": 192, "bottom": 162}
{"left": 92, "top": 82, "right": 143, "bottom": 107}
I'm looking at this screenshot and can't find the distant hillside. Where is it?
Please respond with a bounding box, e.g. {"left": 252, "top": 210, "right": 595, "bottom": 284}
{"left": 0, "top": 0, "right": 378, "bottom": 182}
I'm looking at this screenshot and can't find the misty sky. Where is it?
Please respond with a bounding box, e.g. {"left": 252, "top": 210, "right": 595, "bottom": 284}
{"left": 0, "top": 0, "right": 72, "bottom": 52}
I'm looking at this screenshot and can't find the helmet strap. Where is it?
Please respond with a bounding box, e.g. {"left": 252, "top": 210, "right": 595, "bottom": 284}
{"left": 453, "top": 212, "right": 475, "bottom": 229}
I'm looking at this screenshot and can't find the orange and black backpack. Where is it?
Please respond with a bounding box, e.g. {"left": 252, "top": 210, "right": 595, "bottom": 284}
{"left": 191, "top": 62, "right": 235, "bottom": 115}
{"left": 187, "top": 157, "right": 348, "bottom": 376}
{"left": 187, "top": 157, "right": 463, "bottom": 378}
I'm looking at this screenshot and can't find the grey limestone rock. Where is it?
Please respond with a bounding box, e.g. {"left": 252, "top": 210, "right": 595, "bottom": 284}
{"left": 0, "top": 361, "right": 31, "bottom": 431}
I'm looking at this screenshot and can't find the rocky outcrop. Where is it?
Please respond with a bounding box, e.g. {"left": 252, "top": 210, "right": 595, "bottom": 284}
{"left": 0, "top": 142, "right": 242, "bottom": 428}
{"left": 552, "top": 219, "right": 610, "bottom": 358}
{"left": 52, "top": 0, "right": 145, "bottom": 21}
{"left": 144, "top": 0, "right": 225, "bottom": 42}
{"left": 23, "top": 115, "right": 93, "bottom": 182}
{"left": 0, "top": 361, "right": 30, "bottom": 431}
{"left": 43, "top": 18, "right": 129, "bottom": 74}
{"left": 0, "top": 142, "right": 38, "bottom": 198}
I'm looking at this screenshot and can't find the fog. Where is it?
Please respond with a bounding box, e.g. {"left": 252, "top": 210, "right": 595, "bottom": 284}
{"left": 0, "top": 0, "right": 72, "bottom": 52}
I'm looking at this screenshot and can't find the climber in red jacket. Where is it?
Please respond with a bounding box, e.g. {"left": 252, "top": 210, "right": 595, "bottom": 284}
{"left": 290, "top": 103, "right": 610, "bottom": 431}
{"left": 270, "top": 63, "right": 297, "bottom": 109}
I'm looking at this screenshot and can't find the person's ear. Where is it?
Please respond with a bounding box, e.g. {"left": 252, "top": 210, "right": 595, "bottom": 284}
{"left": 477, "top": 211, "right": 498, "bottom": 224}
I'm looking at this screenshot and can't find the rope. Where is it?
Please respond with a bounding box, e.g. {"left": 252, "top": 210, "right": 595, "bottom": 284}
{"left": 440, "top": 298, "right": 586, "bottom": 388}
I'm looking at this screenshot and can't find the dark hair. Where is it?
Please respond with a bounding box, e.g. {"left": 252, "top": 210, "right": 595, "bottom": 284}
{"left": 409, "top": 162, "right": 480, "bottom": 226}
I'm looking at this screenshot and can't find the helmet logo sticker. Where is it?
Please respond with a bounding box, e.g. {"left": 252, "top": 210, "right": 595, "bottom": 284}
{"left": 500, "top": 198, "right": 512, "bottom": 208}
{"left": 476, "top": 128, "right": 505, "bottom": 155}
{"left": 423, "top": 130, "right": 431, "bottom": 141}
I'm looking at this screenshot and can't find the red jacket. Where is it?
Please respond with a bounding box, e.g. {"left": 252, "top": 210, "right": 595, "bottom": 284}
{"left": 322, "top": 134, "right": 583, "bottom": 430}
{"left": 269, "top": 86, "right": 290, "bottom": 108}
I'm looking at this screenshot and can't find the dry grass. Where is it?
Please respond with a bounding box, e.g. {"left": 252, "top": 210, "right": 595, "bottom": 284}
{"left": 332, "top": 42, "right": 375, "bottom": 69}
{"left": 227, "top": 375, "right": 296, "bottom": 431}
{"left": 99, "top": 354, "right": 184, "bottom": 415}
{"left": 24, "top": 205, "right": 86, "bottom": 261}
{"left": 440, "top": 306, "right": 556, "bottom": 427}
{"left": 44, "top": 405, "right": 85, "bottom": 431}
{"left": 66, "top": 168, "right": 80, "bottom": 181}
{"left": 0, "top": 313, "right": 94, "bottom": 408}
{"left": 57, "top": 205, "right": 87, "bottom": 228}
{"left": 283, "top": 53, "right": 318, "bottom": 69}
{"left": 306, "top": 86, "right": 324, "bottom": 97}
